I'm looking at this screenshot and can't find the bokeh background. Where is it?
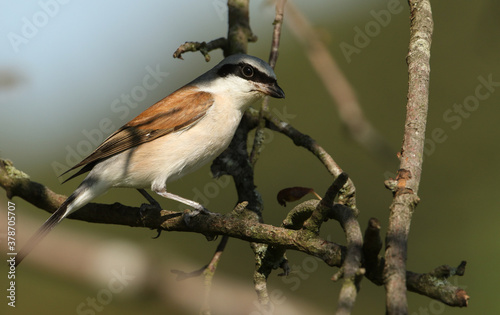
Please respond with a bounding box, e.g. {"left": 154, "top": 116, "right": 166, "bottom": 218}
{"left": 1, "top": 0, "right": 499, "bottom": 314}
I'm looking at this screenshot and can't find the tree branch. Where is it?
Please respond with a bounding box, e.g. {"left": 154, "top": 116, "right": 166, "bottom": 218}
{"left": 319, "top": 175, "right": 363, "bottom": 315}
{"left": 328, "top": 203, "right": 363, "bottom": 315}
{"left": 173, "top": 38, "right": 227, "bottom": 62}
{"left": 246, "top": 108, "right": 358, "bottom": 214}
{"left": 0, "top": 158, "right": 344, "bottom": 265}
{"left": 303, "top": 173, "right": 349, "bottom": 234}
{"left": 279, "top": 173, "right": 363, "bottom": 315}
{"left": 406, "top": 261, "right": 469, "bottom": 307}
{"left": 200, "top": 235, "right": 230, "bottom": 315}
{"left": 0, "top": 158, "right": 469, "bottom": 307}
{"left": 383, "top": 1, "right": 434, "bottom": 314}
{"left": 226, "top": 0, "right": 257, "bottom": 56}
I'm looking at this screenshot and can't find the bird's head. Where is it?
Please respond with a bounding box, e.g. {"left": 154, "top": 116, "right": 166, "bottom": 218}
{"left": 193, "top": 54, "right": 285, "bottom": 109}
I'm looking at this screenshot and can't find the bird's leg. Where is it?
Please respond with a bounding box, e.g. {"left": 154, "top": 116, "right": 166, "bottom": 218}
{"left": 137, "top": 189, "right": 165, "bottom": 238}
{"left": 153, "top": 188, "right": 214, "bottom": 225}
{"left": 137, "top": 188, "right": 162, "bottom": 218}
{"left": 137, "top": 188, "right": 162, "bottom": 210}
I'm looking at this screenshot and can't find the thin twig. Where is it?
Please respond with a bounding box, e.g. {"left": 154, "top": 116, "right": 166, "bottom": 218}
{"left": 285, "top": 2, "right": 395, "bottom": 167}
{"left": 282, "top": 199, "right": 317, "bottom": 230}
{"left": 173, "top": 38, "right": 227, "bottom": 62}
{"left": 383, "top": 1, "right": 434, "bottom": 314}
{"left": 170, "top": 236, "right": 229, "bottom": 285}
{"left": 200, "top": 236, "right": 229, "bottom": 315}
{"left": 250, "top": 0, "right": 286, "bottom": 165}
{"left": 267, "top": 0, "right": 286, "bottom": 70}
{"left": 328, "top": 203, "right": 364, "bottom": 315}
{"left": 300, "top": 173, "right": 363, "bottom": 315}
{"left": 303, "top": 172, "right": 349, "bottom": 234}
{"left": 247, "top": 108, "right": 358, "bottom": 213}
{"left": 406, "top": 261, "right": 469, "bottom": 307}
{"left": 316, "top": 175, "right": 363, "bottom": 315}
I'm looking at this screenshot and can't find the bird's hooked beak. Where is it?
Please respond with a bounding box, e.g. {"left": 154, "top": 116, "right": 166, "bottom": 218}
{"left": 255, "top": 81, "right": 285, "bottom": 99}
{"left": 265, "top": 81, "right": 285, "bottom": 99}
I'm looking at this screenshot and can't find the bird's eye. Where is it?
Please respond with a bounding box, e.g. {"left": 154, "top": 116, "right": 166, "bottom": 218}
{"left": 241, "top": 65, "right": 254, "bottom": 78}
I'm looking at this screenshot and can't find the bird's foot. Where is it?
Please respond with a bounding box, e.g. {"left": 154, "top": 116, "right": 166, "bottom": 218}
{"left": 139, "top": 201, "right": 162, "bottom": 218}
{"left": 183, "top": 206, "right": 215, "bottom": 226}
{"left": 139, "top": 200, "right": 163, "bottom": 239}
{"left": 137, "top": 189, "right": 162, "bottom": 215}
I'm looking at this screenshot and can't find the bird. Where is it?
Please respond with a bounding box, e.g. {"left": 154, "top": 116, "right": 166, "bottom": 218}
{"left": 16, "top": 54, "right": 285, "bottom": 266}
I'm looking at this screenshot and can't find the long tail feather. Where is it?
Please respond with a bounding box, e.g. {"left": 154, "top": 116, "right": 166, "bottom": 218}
{"left": 16, "top": 175, "right": 110, "bottom": 266}
{"left": 15, "top": 195, "right": 76, "bottom": 267}
{"left": 16, "top": 193, "right": 81, "bottom": 267}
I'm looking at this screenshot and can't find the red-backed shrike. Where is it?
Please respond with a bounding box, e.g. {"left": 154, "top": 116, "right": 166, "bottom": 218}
{"left": 16, "top": 54, "right": 285, "bottom": 266}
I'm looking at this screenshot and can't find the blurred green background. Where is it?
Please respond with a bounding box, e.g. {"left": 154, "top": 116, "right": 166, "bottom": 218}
{"left": 1, "top": 0, "right": 499, "bottom": 314}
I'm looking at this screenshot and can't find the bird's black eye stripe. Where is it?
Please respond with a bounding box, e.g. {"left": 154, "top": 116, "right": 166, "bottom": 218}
{"left": 217, "top": 62, "right": 276, "bottom": 85}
